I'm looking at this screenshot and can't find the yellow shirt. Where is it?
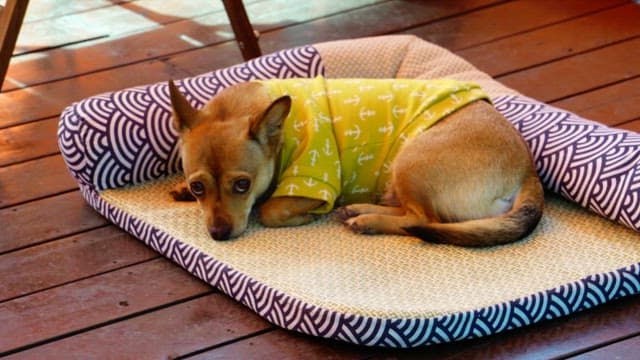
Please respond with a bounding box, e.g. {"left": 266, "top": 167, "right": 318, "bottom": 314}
{"left": 259, "top": 76, "right": 489, "bottom": 213}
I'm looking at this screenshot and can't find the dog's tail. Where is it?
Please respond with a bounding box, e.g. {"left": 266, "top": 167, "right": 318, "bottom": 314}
{"left": 404, "top": 174, "right": 544, "bottom": 247}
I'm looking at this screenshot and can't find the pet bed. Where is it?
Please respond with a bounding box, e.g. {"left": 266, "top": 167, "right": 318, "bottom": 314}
{"left": 58, "top": 35, "right": 640, "bottom": 348}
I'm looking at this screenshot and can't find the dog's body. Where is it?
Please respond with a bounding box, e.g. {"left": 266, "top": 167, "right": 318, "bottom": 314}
{"left": 169, "top": 77, "right": 544, "bottom": 246}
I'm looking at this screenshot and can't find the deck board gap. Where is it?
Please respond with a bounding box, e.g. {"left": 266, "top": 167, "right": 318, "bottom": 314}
{"left": 556, "top": 330, "right": 640, "bottom": 359}
{"left": 454, "top": 1, "right": 630, "bottom": 52}
{"left": 2, "top": 150, "right": 64, "bottom": 168}
{"left": 380, "top": 0, "right": 511, "bottom": 36}
{"left": 493, "top": 34, "right": 640, "bottom": 78}
{"left": 22, "top": 1, "right": 133, "bottom": 25}
{"left": 0, "top": 223, "right": 112, "bottom": 257}
{"left": 0, "top": 188, "right": 79, "bottom": 211}
{"left": 13, "top": 35, "right": 110, "bottom": 58}
{"left": 176, "top": 327, "right": 278, "bottom": 360}
{"left": 548, "top": 73, "right": 640, "bottom": 104}
{"left": 0, "top": 290, "right": 217, "bottom": 358}
{"left": 0, "top": 255, "right": 162, "bottom": 305}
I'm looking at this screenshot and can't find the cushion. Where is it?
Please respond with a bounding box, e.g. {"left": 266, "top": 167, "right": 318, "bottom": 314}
{"left": 58, "top": 35, "right": 640, "bottom": 348}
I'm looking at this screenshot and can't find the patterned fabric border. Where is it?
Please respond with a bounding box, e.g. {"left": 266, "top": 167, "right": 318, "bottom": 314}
{"left": 494, "top": 96, "right": 640, "bottom": 232}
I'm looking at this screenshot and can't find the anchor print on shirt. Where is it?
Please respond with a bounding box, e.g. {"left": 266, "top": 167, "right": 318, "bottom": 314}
{"left": 392, "top": 105, "right": 407, "bottom": 119}
{"left": 261, "top": 77, "right": 489, "bottom": 213}
{"left": 359, "top": 107, "right": 376, "bottom": 121}
{"left": 344, "top": 125, "right": 361, "bottom": 140}
{"left": 343, "top": 95, "right": 361, "bottom": 106}
{"left": 377, "top": 93, "right": 394, "bottom": 102}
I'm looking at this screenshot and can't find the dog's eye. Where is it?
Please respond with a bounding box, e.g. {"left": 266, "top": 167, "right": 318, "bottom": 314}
{"left": 189, "top": 181, "right": 205, "bottom": 197}
{"left": 232, "top": 178, "right": 251, "bottom": 194}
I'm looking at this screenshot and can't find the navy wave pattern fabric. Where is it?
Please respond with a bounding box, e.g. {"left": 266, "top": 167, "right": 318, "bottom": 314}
{"left": 76, "top": 177, "right": 640, "bottom": 348}
{"left": 58, "top": 45, "right": 323, "bottom": 191}
{"left": 494, "top": 96, "right": 640, "bottom": 232}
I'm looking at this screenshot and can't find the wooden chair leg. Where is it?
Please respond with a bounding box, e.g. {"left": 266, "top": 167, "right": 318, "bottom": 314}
{"left": 221, "top": 0, "right": 261, "bottom": 61}
{"left": 0, "top": 0, "right": 29, "bottom": 91}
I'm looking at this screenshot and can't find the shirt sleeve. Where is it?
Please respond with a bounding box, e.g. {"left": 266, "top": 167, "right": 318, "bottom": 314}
{"left": 270, "top": 77, "right": 342, "bottom": 214}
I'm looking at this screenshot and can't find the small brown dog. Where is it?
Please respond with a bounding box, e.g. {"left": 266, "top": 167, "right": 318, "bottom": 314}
{"left": 168, "top": 77, "right": 543, "bottom": 246}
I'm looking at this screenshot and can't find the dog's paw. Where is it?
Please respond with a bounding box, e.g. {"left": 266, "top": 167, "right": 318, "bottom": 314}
{"left": 170, "top": 186, "right": 196, "bottom": 202}
{"left": 333, "top": 206, "right": 359, "bottom": 222}
{"left": 344, "top": 216, "right": 376, "bottom": 235}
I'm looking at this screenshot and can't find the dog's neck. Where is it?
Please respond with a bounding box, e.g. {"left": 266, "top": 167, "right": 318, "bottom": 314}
{"left": 256, "top": 154, "right": 281, "bottom": 206}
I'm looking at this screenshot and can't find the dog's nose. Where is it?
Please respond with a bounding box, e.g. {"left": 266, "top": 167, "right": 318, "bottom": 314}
{"left": 209, "top": 224, "right": 232, "bottom": 240}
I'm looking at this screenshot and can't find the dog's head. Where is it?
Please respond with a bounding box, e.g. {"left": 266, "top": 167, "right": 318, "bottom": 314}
{"left": 168, "top": 81, "right": 291, "bottom": 240}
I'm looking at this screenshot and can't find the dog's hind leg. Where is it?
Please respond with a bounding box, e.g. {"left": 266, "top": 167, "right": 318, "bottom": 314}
{"left": 334, "top": 203, "right": 404, "bottom": 222}
{"left": 337, "top": 203, "right": 434, "bottom": 236}
{"left": 342, "top": 210, "right": 425, "bottom": 236}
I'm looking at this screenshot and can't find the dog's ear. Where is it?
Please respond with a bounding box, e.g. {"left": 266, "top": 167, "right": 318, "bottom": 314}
{"left": 251, "top": 95, "right": 291, "bottom": 149}
{"left": 168, "top": 80, "right": 199, "bottom": 132}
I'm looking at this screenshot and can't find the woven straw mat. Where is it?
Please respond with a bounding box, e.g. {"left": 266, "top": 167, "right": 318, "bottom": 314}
{"left": 102, "top": 174, "right": 640, "bottom": 319}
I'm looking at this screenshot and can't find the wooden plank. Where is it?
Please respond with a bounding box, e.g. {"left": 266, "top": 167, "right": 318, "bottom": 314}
{"left": 22, "top": 1, "right": 131, "bottom": 24}
{"left": 552, "top": 77, "right": 640, "bottom": 127}
{"left": 256, "top": 0, "right": 505, "bottom": 53}
{"left": 15, "top": 0, "right": 223, "bottom": 55}
{"left": 189, "top": 329, "right": 369, "bottom": 360}
{"left": 0, "top": 155, "right": 77, "bottom": 208}
{"left": 3, "top": 294, "right": 272, "bottom": 359}
{"left": 169, "top": 0, "right": 504, "bottom": 75}
{"left": 0, "top": 59, "right": 192, "bottom": 128}
{"left": 406, "top": 0, "right": 628, "bottom": 52}
{"left": 572, "top": 335, "right": 640, "bottom": 359}
{"left": 0, "top": 191, "right": 108, "bottom": 254}
{"left": 0, "top": 117, "right": 59, "bottom": 166}
{"left": 456, "top": 2, "right": 640, "bottom": 76}
{"left": 4, "top": 0, "right": 384, "bottom": 91}
{"left": 0, "top": 226, "right": 157, "bottom": 301}
{"left": 118, "top": 0, "right": 230, "bottom": 24}
{"left": 247, "top": 0, "right": 385, "bottom": 32}
{"left": 0, "top": 258, "right": 211, "bottom": 354}
{"left": 498, "top": 37, "right": 640, "bottom": 102}
{"left": 617, "top": 118, "right": 640, "bottom": 133}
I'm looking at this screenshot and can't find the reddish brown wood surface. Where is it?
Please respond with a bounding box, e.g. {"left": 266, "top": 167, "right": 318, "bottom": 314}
{"left": 407, "top": 0, "right": 629, "bottom": 52}
{"left": 0, "top": 116, "right": 59, "bottom": 166}
{"left": 575, "top": 336, "right": 640, "bottom": 359}
{"left": 498, "top": 37, "right": 640, "bottom": 102}
{"left": 0, "top": 155, "right": 78, "bottom": 208}
{"left": 0, "top": 226, "right": 157, "bottom": 301}
{"left": 3, "top": 294, "right": 272, "bottom": 359}
{"left": 552, "top": 77, "right": 640, "bottom": 126}
{"left": 1, "top": 1, "right": 639, "bottom": 358}
{"left": 0, "top": 192, "right": 107, "bottom": 253}
{"left": 455, "top": 2, "right": 640, "bottom": 75}
{"left": 0, "top": 258, "right": 211, "bottom": 353}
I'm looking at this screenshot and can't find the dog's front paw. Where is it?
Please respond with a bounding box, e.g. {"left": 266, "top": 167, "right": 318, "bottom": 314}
{"left": 333, "top": 206, "right": 360, "bottom": 222}
{"left": 170, "top": 182, "right": 196, "bottom": 202}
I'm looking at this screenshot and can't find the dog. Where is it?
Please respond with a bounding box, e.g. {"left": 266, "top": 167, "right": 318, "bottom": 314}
{"left": 168, "top": 76, "right": 543, "bottom": 246}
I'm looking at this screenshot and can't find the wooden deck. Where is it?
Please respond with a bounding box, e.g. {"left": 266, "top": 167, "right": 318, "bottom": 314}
{"left": 1, "top": 0, "right": 640, "bottom": 358}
